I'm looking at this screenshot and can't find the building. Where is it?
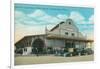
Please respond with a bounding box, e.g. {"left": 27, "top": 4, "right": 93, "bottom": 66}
{"left": 15, "top": 19, "right": 93, "bottom": 55}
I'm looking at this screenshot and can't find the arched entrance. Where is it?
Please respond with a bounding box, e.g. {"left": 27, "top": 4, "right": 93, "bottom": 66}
{"left": 32, "top": 38, "right": 45, "bottom": 54}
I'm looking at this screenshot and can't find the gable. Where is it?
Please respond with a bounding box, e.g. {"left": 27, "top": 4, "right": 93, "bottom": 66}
{"left": 49, "top": 19, "right": 82, "bottom": 37}
{"left": 50, "top": 19, "right": 78, "bottom": 31}
{"left": 60, "top": 19, "right": 79, "bottom": 32}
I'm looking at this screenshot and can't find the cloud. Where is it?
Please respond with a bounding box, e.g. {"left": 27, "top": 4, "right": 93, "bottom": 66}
{"left": 15, "top": 11, "right": 26, "bottom": 19}
{"left": 89, "top": 15, "right": 94, "bottom": 23}
{"left": 57, "top": 14, "right": 68, "bottom": 20}
{"left": 15, "top": 9, "right": 63, "bottom": 26}
{"left": 37, "top": 14, "right": 60, "bottom": 24}
{"left": 28, "top": 9, "right": 63, "bottom": 24}
{"left": 28, "top": 9, "right": 46, "bottom": 18}
{"left": 15, "top": 9, "right": 94, "bottom": 27}
{"left": 15, "top": 10, "right": 94, "bottom": 31}
{"left": 15, "top": 11, "right": 26, "bottom": 24}
{"left": 69, "top": 11, "right": 94, "bottom": 24}
{"left": 69, "top": 11, "right": 85, "bottom": 23}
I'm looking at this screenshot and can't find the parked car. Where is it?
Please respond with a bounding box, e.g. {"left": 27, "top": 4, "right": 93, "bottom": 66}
{"left": 15, "top": 48, "right": 23, "bottom": 55}
{"left": 85, "top": 48, "right": 94, "bottom": 55}
{"left": 72, "top": 48, "right": 86, "bottom": 56}
{"left": 63, "top": 52, "right": 72, "bottom": 57}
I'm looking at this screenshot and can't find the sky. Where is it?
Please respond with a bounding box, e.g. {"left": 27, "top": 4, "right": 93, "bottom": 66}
{"left": 14, "top": 3, "right": 94, "bottom": 43}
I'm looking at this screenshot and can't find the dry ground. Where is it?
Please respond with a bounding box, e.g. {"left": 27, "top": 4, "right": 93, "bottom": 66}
{"left": 15, "top": 55, "right": 94, "bottom": 65}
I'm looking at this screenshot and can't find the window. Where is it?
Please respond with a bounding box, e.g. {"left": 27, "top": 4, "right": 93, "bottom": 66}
{"left": 65, "top": 32, "right": 68, "bottom": 35}
{"left": 72, "top": 33, "right": 75, "bottom": 36}
{"left": 69, "top": 22, "right": 71, "bottom": 25}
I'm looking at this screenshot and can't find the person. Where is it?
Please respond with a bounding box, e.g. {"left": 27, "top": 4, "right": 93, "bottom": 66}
{"left": 35, "top": 48, "right": 39, "bottom": 56}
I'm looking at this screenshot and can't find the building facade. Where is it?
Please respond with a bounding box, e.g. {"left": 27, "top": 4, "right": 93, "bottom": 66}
{"left": 15, "top": 19, "right": 93, "bottom": 55}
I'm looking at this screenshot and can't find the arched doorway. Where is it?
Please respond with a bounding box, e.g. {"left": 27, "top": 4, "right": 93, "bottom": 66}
{"left": 32, "top": 38, "right": 45, "bottom": 54}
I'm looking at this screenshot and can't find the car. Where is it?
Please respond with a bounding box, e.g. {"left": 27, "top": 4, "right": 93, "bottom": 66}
{"left": 85, "top": 48, "right": 93, "bottom": 55}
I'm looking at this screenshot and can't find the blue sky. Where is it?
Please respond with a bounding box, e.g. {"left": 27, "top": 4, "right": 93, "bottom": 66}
{"left": 15, "top": 4, "right": 93, "bottom": 19}
{"left": 14, "top": 3, "right": 94, "bottom": 42}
